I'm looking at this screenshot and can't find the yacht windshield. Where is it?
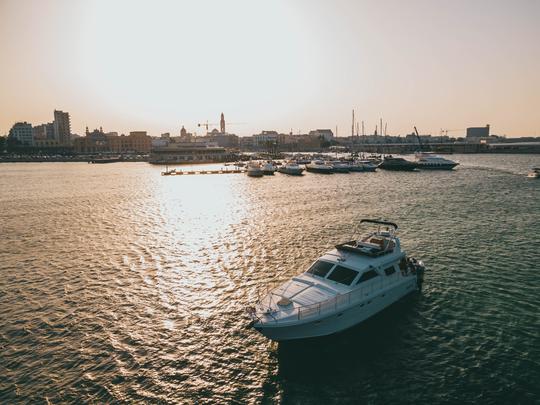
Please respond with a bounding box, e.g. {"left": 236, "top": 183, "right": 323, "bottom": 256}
{"left": 357, "top": 269, "right": 379, "bottom": 284}
{"left": 326, "top": 265, "right": 359, "bottom": 286}
{"left": 306, "top": 261, "right": 334, "bottom": 277}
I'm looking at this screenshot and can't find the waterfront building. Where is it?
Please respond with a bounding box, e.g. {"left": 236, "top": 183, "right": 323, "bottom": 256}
{"left": 308, "top": 129, "right": 334, "bottom": 142}
{"left": 253, "top": 131, "right": 279, "bottom": 147}
{"left": 202, "top": 129, "right": 239, "bottom": 148}
{"left": 53, "top": 110, "right": 71, "bottom": 145}
{"left": 73, "top": 128, "right": 151, "bottom": 153}
{"left": 34, "top": 139, "right": 62, "bottom": 148}
{"left": 8, "top": 122, "right": 33, "bottom": 146}
{"left": 149, "top": 139, "right": 228, "bottom": 164}
{"left": 466, "top": 125, "right": 490, "bottom": 139}
{"left": 32, "top": 123, "right": 55, "bottom": 141}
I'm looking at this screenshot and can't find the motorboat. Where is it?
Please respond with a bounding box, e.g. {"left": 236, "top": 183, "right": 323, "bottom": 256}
{"left": 247, "top": 219, "right": 425, "bottom": 341}
{"left": 246, "top": 162, "right": 264, "bottom": 177}
{"left": 161, "top": 166, "right": 176, "bottom": 176}
{"left": 349, "top": 160, "right": 378, "bottom": 172}
{"left": 378, "top": 156, "right": 418, "bottom": 171}
{"left": 527, "top": 167, "right": 540, "bottom": 178}
{"left": 296, "top": 158, "right": 312, "bottom": 165}
{"left": 278, "top": 160, "right": 304, "bottom": 175}
{"left": 261, "top": 161, "right": 277, "bottom": 175}
{"left": 329, "top": 161, "right": 351, "bottom": 173}
{"left": 306, "top": 160, "right": 334, "bottom": 174}
{"left": 414, "top": 152, "right": 459, "bottom": 170}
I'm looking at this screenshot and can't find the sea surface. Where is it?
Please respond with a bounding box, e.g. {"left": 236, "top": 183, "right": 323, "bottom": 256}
{"left": 1, "top": 154, "right": 539, "bottom": 404}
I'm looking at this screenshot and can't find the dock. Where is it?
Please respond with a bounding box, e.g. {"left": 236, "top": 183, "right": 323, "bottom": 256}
{"left": 162, "top": 168, "right": 245, "bottom": 176}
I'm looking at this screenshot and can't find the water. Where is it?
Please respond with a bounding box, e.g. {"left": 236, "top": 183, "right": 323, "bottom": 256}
{"left": 1, "top": 154, "right": 539, "bottom": 404}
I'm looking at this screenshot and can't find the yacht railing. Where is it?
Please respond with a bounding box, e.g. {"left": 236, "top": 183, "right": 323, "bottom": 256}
{"left": 255, "top": 272, "right": 408, "bottom": 323}
{"left": 296, "top": 274, "right": 400, "bottom": 320}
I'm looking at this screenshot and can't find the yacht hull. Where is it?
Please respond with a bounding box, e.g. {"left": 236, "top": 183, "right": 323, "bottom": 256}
{"left": 278, "top": 168, "right": 304, "bottom": 175}
{"left": 306, "top": 167, "right": 334, "bottom": 174}
{"left": 253, "top": 278, "right": 418, "bottom": 341}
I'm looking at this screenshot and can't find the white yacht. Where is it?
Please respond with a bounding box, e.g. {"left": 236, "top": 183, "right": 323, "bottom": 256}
{"left": 329, "top": 161, "right": 351, "bottom": 173}
{"left": 527, "top": 167, "right": 540, "bottom": 178}
{"left": 247, "top": 219, "right": 425, "bottom": 341}
{"left": 349, "top": 160, "right": 378, "bottom": 172}
{"left": 261, "top": 161, "right": 276, "bottom": 175}
{"left": 278, "top": 160, "right": 304, "bottom": 175}
{"left": 246, "top": 162, "right": 264, "bottom": 177}
{"left": 306, "top": 160, "right": 334, "bottom": 174}
{"left": 414, "top": 152, "right": 459, "bottom": 170}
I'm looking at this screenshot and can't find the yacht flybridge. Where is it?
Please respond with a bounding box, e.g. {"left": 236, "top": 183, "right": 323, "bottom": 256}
{"left": 247, "top": 219, "right": 425, "bottom": 341}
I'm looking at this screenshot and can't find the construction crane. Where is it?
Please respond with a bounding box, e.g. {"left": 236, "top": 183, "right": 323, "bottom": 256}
{"left": 413, "top": 126, "right": 424, "bottom": 150}
{"left": 197, "top": 121, "right": 246, "bottom": 131}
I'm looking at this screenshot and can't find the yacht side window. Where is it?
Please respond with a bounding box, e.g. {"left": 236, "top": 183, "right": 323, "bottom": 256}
{"left": 384, "top": 266, "right": 396, "bottom": 276}
{"left": 356, "top": 269, "right": 379, "bottom": 284}
{"left": 306, "top": 261, "right": 334, "bottom": 278}
{"left": 326, "top": 265, "right": 359, "bottom": 286}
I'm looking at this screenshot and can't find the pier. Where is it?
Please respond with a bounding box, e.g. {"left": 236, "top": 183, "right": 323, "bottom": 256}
{"left": 161, "top": 168, "right": 245, "bottom": 176}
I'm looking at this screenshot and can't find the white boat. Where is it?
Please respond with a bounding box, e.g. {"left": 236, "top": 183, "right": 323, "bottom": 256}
{"left": 414, "top": 152, "right": 459, "bottom": 170}
{"left": 329, "top": 160, "right": 351, "bottom": 173}
{"left": 246, "top": 162, "right": 264, "bottom": 177}
{"left": 261, "top": 161, "right": 276, "bottom": 175}
{"left": 247, "top": 219, "right": 425, "bottom": 341}
{"left": 349, "top": 160, "right": 377, "bottom": 172}
{"left": 277, "top": 160, "right": 304, "bottom": 175}
{"left": 306, "top": 160, "right": 334, "bottom": 174}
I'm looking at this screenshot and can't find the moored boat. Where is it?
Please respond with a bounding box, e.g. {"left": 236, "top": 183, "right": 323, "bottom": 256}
{"left": 247, "top": 219, "right": 425, "bottom": 341}
{"left": 329, "top": 160, "right": 351, "bottom": 173}
{"left": 261, "top": 161, "right": 277, "bottom": 175}
{"left": 306, "top": 160, "right": 334, "bottom": 174}
{"left": 246, "top": 162, "right": 264, "bottom": 177}
{"left": 349, "top": 160, "right": 378, "bottom": 172}
{"left": 277, "top": 160, "right": 304, "bottom": 175}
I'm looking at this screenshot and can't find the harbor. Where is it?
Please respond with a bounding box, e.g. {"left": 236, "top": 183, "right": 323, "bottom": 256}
{"left": 1, "top": 154, "right": 538, "bottom": 403}
{"left": 2, "top": 0, "right": 539, "bottom": 403}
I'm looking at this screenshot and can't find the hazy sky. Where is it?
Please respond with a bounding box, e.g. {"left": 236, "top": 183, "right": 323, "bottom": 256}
{"left": 1, "top": 0, "right": 539, "bottom": 137}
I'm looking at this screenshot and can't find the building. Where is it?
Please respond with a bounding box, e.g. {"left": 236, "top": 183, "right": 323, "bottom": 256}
{"left": 466, "top": 125, "right": 490, "bottom": 139}
{"left": 73, "top": 128, "right": 151, "bottom": 153}
{"left": 53, "top": 110, "right": 71, "bottom": 145}
{"left": 202, "top": 129, "right": 239, "bottom": 148}
{"left": 8, "top": 122, "right": 33, "bottom": 146}
{"left": 106, "top": 131, "right": 152, "bottom": 153}
{"left": 253, "top": 130, "right": 279, "bottom": 147}
{"left": 34, "top": 139, "right": 62, "bottom": 148}
{"left": 32, "top": 123, "right": 54, "bottom": 141}
{"left": 149, "top": 140, "right": 229, "bottom": 164}
{"left": 308, "top": 129, "right": 334, "bottom": 142}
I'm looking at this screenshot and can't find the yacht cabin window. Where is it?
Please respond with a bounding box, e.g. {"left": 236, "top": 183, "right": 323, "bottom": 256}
{"left": 357, "top": 269, "right": 379, "bottom": 284}
{"left": 384, "top": 266, "right": 396, "bottom": 276}
{"left": 326, "top": 265, "right": 359, "bottom": 286}
{"left": 306, "top": 260, "right": 334, "bottom": 278}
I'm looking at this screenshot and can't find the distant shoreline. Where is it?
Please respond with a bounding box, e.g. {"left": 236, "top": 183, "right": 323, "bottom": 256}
{"left": 1, "top": 151, "right": 539, "bottom": 164}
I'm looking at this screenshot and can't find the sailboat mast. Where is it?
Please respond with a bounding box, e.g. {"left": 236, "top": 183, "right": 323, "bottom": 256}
{"left": 352, "top": 109, "right": 355, "bottom": 137}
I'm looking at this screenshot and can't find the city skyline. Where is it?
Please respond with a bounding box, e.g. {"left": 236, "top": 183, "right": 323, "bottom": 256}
{"left": 1, "top": 0, "right": 539, "bottom": 137}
